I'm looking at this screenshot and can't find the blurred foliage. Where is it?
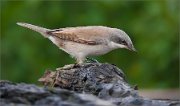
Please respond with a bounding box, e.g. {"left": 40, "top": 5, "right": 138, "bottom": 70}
{"left": 1, "top": 0, "right": 179, "bottom": 88}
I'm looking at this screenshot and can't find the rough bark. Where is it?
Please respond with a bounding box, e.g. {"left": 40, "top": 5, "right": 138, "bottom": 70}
{"left": 1, "top": 63, "right": 179, "bottom": 106}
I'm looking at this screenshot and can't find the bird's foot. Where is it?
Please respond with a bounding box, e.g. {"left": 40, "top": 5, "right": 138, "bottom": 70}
{"left": 85, "top": 57, "right": 99, "bottom": 63}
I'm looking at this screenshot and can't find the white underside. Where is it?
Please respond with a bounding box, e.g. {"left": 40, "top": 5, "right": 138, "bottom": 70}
{"left": 48, "top": 36, "right": 121, "bottom": 63}
{"left": 64, "top": 42, "right": 112, "bottom": 57}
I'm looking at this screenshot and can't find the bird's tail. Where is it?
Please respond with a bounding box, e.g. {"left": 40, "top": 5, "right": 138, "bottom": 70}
{"left": 17, "top": 22, "right": 50, "bottom": 38}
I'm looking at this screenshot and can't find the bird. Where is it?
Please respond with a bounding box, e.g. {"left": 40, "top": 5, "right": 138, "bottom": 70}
{"left": 17, "top": 22, "right": 136, "bottom": 65}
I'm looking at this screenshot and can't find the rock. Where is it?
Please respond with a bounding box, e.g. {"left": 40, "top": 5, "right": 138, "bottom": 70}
{"left": 0, "top": 80, "right": 115, "bottom": 106}
{"left": 1, "top": 63, "right": 179, "bottom": 106}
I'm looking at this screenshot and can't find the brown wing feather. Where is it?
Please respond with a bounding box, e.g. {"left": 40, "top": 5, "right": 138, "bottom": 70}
{"left": 46, "top": 29, "right": 100, "bottom": 45}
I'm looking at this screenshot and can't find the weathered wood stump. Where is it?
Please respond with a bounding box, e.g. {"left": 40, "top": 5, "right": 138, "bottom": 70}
{"left": 1, "top": 63, "right": 179, "bottom": 106}
{"left": 38, "top": 63, "right": 133, "bottom": 97}
{"left": 38, "top": 63, "right": 179, "bottom": 106}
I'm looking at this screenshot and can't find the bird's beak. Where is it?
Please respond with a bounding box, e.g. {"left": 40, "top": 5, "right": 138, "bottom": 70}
{"left": 127, "top": 44, "right": 137, "bottom": 52}
{"left": 131, "top": 46, "right": 137, "bottom": 52}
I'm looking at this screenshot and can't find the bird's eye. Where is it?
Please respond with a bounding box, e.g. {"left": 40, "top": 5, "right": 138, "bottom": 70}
{"left": 110, "top": 36, "right": 127, "bottom": 45}
{"left": 121, "top": 40, "right": 126, "bottom": 45}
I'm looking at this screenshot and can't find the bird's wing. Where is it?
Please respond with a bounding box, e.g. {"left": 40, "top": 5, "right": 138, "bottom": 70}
{"left": 46, "top": 26, "right": 108, "bottom": 45}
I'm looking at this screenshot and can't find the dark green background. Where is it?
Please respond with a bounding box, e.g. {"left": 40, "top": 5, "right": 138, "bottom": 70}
{"left": 1, "top": 0, "right": 179, "bottom": 88}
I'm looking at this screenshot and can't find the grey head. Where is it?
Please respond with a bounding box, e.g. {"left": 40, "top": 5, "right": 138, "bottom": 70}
{"left": 109, "top": 28, "right": 136, "bottom": 52}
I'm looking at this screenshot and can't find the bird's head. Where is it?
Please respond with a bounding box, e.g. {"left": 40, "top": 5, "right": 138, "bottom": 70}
{"left": 109, "top": 28, "right": 136, "bottom": 52}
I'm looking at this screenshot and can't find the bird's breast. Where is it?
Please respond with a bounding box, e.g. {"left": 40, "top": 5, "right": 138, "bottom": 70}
{"left": 63, "top": 42, "right": 113, "bottom": 57}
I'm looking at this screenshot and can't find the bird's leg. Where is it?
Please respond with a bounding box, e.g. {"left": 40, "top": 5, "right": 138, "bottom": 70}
{"left": 56, "top": 57, "right": 85, "bottom": 70}
{"left": 73, "top": 57, "right": 86, "bottom": 68}
{"left": 86, "top": 57, "right": 99, "bottom": 63}
{"left": 76, "top": 58, "right": 84, "bottom": 64}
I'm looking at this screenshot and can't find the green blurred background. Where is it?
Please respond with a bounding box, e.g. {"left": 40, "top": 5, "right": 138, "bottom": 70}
{"left": 1, "top": 0, "right": 179, "bottom": 88}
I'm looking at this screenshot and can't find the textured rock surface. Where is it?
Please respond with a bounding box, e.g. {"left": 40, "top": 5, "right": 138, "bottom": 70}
{"left": 1, "top": 63, "right": 179, "bottom": 106}
{"left": 0, "top": 80, "right": 115, "bottom": 106}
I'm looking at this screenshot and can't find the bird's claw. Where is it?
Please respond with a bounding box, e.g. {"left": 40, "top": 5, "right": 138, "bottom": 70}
{"left": 86, "top": 57, "right": 99, "bottom": 63}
